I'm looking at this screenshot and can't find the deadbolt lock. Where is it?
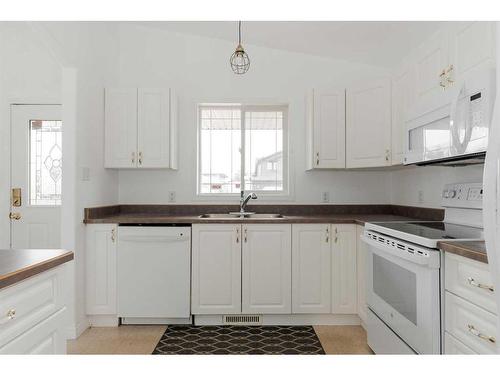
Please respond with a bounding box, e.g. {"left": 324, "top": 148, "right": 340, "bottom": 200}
{"left": 11, "top": 188, "right": 21, "bottom": 207}
{"left": 9, "top": 212, "right": 21, "bottom": 220}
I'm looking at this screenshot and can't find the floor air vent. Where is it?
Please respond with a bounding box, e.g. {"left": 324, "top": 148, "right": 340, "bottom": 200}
{"left": 223, "top": 315, "right": 262, "bottom": 325}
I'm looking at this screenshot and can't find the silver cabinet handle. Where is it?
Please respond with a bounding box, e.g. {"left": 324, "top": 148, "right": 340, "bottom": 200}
{"left": 131, "top": 152, "right": 136, "bottom": 165}
{"left": 446, "top": 64, "right": 454, "bottom": 85}
{"left": 467, "top": 324, "right": 496, "bottom": 343}
{"left": 467, "top": 277, "right": 494, "bottom": 292}
{"left": 111, "top": 228, "right": 116, "bottom": 243}
{"left": 138, "top": 151, "right": 143, "bottom": 166}
{"left": 244, "top": 228, "right": 248, "bottom": 243}
{"left": 325, "top": 227, "right": 329, "bottom": 243}
{"left": 236, "top": 228, "right": 240, "bottom": 243}
{"left": 439, "top": 68, "right": 447, "bottom": 88}
{"left": 316, "top": 152, "right": 320, "bottom": 166}
{"left": 334, "top": 227, "right": 338, "bottom": 243}
{"left": 385, "top": 149, "right": 390, "bottom": 162}
{"left": 0, "top": 309, "right": 16, "bottom": 325}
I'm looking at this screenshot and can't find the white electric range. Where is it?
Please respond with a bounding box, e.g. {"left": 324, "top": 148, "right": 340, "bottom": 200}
{"left": 362, "top": 182, "right": 484, "bottom": 355}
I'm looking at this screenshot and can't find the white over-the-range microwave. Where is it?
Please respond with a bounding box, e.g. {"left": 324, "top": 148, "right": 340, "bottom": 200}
{"left": 404, "top": 69, "right": 496, "bottom": 166}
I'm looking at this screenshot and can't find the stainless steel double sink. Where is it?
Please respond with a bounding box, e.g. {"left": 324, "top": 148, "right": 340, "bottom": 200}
{"left": 199, "top": 213, "right": 285, "bottom": 219}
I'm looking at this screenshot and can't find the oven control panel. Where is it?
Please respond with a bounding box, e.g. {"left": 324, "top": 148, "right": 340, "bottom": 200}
{"left": 441, "top": 182, "right": 483, "bottom": 209}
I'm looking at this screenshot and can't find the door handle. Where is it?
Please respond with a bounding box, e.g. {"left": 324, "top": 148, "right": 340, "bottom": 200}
{"left": 9, "top": 212, "right": 21, "bottom": 220}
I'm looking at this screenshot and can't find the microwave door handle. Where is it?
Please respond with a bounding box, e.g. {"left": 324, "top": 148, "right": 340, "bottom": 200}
{"left": 449, "top": 81, "right": 467, "bottom": 154}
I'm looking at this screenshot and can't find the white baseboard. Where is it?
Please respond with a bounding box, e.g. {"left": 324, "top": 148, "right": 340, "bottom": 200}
{"left": 121, "top": 317, "right": 192, "bottom": 325}
{"left": 88, "top": 315, "right": 119, "bottom": 327}
{"left": 194, "top": 314, "right": 361, "bottom": 326}
{"left": 66, "top": 318, "right": 89, "bottom": 340}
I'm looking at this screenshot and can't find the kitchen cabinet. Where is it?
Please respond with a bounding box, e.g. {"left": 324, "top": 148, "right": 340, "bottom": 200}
{"left": 291, "top": 224, "right": 331, "bottom": 313}
{"left": 0, "top": 263, "right": 71, "bottom": 354}
{"left": 242, "top": 224, "right": 292, "bottom": 314}
{"left": 448, "top": 22, "right": 495, "bottom": 83}
{"left": 86, "top": 224, "right": 117, "bottom": 316}
{"left": 306, "top": 88, "right": 346, "bottom": 169}
{"left": 356, "top": 224, "right": 367, "bottom": 323}
{"left": 191, "top": 224, "right": 241, "bottom": 315}
{"left": 346, "top": 79, "right": 392, "bottom": 168}
{"left": 331, "top": 224, "right": 357, "bottom": 314}
{"left": 104, "top": 88, "right": 177, "bottom": 169}
{"left": 391, "top": 64, "right": 416, "bottom": 165}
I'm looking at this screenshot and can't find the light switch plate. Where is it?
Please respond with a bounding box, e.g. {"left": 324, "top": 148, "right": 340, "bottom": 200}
{"left": 321, "top": 192, "right": 330, "bottom": 203}
{"left": 168, "top": 191, "right": 176, "bottom": 203}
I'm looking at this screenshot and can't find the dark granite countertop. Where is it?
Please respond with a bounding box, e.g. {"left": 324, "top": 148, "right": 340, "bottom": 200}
{"left": 0, "top": 249, "right": 74, "bottom": 290}
{"left": 83, "top": 212, "right": 416, "bottom": 225}
{"left": 438, "top": 241, "right": 488, "bottom": 264}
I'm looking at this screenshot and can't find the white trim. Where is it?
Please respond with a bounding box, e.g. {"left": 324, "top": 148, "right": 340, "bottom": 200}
{"left": 121, "top": 317, "right": 192, "bottom": 325}
{"left": 66, "top": 318, "right": 89, "bottom": 340}
{"left": 88, "top": 315, "right": 119, "bottom": 327}
{"left": 193, "top": 314, "right": 361, "bottom": 326}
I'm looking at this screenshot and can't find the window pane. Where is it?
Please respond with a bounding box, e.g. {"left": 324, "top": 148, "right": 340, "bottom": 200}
{"left": 29, "top": 120, "right": 62, "bottom": 205}
{"left": 244, "top": 110, "right": 284, "bottom": 191}
{"left": 199, "top": 108, "right": 241, "bottom": 194}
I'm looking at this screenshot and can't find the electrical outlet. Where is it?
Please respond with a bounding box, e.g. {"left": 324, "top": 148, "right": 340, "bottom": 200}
{"left": 81, "top": 167, "right": 90, "bottom": 181}
{"left": 168, "top": 191, "right": 176, "bottom": 203}
{"left": 418, "top": 190, "right": 424, "bottom": 204}
{"left": 321, "top": 191, "right": 330, "bottom": 203}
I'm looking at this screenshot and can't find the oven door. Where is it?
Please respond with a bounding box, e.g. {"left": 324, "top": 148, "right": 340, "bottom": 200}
{"left": 365, "top": 239, "right": 441, "bottom": 354}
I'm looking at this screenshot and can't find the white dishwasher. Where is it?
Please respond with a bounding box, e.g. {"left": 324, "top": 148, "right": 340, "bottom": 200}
{"left": 117, "top": 225, "right": 191, "bottom": 323}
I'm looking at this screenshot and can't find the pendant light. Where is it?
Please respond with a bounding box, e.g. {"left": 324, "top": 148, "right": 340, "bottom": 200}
{"left": 230, "top": 21, "right": 250, "bottom": 74}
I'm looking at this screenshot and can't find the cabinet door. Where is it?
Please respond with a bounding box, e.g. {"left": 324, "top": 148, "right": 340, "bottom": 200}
{"left": 331, "top": 224, "right": 357, "bottom": 314}
{"left": 242, "top": 224, "right": 292, "bottom": 314}
{"left": 356, "top": 225, "right": 367, "bottom": 323}
{"left": 448, "top": 22, "right": 495, "bottom": 82}
{"left": 412, "top": 29, "right": 449, "bottom": 113}
{"left": 309, "top": 88, "right": 346, "bottom": 169}
{"left": 292, "top": 224, "right": 331, "bottom": 313}
{"left": 137, "top": 88, "right": 172, "bottom": 168}
{"left": 86, "top": 224, "right": 117, "bottom": 315}
{"left": 104, "top": 88, "right": 138, "bottom": 168}
{"left": 391, "top": 65, "right": 416, "bottom": 165}
{"left": 346, "top": 79, "right": 391, "bottom": 168}
{"left": 191, "top": 224, "right": 241, "bottom": 314}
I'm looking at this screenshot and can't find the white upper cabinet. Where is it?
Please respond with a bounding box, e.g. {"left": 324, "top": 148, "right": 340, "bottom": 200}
{"left": 292, "top": 224, "right": 331, "bottom": 314}
{"left": 242, "top": 224, "right": 292, "bottom": 314}
{"left": 391, "top": 64, "right": 416, "bottom": 165}
{"left": 191, "top": 224, "right": 242, "bottom": 315}
{"left": 105, "top": 88, "right": 177, "bottom": 169}
{"left": 331, "top": 224, "right": 357, "bottom": 314}
{"left": 104, "top": 89, "right": 138, "bottom": 168}
{"left": 306, "top": 88, "right": 346, "bottom": 169}
{"left": 448, "top": 22, "right": 495, "bottom": 82}
{"left": 346, "top": 79, "right": 392, "bottom": 168}
{"left": 412, "top": 29, "right": 449, "bottom": 114}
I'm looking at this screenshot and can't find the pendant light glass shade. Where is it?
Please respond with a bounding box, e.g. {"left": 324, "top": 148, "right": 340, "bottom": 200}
{"left": 230, "top": 21, "right": 250, "bottom": 74}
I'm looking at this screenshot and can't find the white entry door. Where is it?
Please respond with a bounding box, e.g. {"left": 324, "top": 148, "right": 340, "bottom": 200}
{"left": 10, "top": 105, "right": 62, "bottom": 249}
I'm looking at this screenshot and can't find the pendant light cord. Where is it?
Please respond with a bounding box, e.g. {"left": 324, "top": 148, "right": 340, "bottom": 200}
{"left": 238, "top": 21, "right": 242, "bottom": 44}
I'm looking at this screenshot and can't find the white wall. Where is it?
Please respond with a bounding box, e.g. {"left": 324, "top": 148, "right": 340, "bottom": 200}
{"left": 116, "top": 25, "right": 393, "bottom": 204}
{"left": 390, "top": 164, "right": 485, "bottom": 208}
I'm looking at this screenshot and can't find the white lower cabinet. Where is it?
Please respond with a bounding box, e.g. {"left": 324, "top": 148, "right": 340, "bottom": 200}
{"left": 292, "top": 224, "right": 331, "bottom": 313}
{"left": 242, "top": 224, "right": 292, "bottom": 314}
{"left": 444, "top": 332, "right": 477, "bottom": 354}
{"left": 191, "top": 224, "right": 241, "bottom": 315}
{"left": 86, "top": 224, "right": 117, "bottom": 316}
{"left": 356, "top": 225, "right": 368, "bottom": 323}
{"left": 331, "top": 225, "right": 357, "bottom": 314}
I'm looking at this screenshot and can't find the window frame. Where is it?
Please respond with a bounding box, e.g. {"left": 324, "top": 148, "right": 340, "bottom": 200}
{"left": 196, "top": 103, "right": 289, "bottom": 198}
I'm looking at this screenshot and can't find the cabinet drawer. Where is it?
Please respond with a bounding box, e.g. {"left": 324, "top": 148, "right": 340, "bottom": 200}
{"left": 445, "top": 292, "right": 498, "bottom": 354}
{"left": 445, "top": 253, "right": 496, "bottom": 314}
{"left": 0, "top": 308, "right": 67, "bottom": 354}
{"left": 0, "top": 266, "right": 66, "bottom": 347}
{"left": 444, "top": 332, "right": 477, "bottom": 354}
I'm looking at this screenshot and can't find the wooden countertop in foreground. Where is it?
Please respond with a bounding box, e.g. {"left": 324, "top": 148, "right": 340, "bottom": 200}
{"left": 438, "top": 241, "right": 488, "bottom": 264}
{"left": 0, "top": 249, "right": 74, "bottom": 290}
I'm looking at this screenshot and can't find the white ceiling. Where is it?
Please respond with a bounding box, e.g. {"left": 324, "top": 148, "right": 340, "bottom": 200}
{"left": 135, "top": 21, "right": 445, "bottom": 69}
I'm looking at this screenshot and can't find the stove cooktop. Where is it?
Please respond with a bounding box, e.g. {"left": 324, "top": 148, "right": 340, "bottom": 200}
{"left": 365, "top": 221, "right": 484, "bottom": 249}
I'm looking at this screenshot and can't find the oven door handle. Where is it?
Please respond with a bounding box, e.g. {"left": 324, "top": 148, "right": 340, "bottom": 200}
{"left": 361, "top": 234, "right": 440, "bottom": 268}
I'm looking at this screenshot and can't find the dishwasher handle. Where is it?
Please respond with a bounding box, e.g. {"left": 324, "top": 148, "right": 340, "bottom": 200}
{"left": 119, "top": 234, "right": 190, "bottom": 243}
